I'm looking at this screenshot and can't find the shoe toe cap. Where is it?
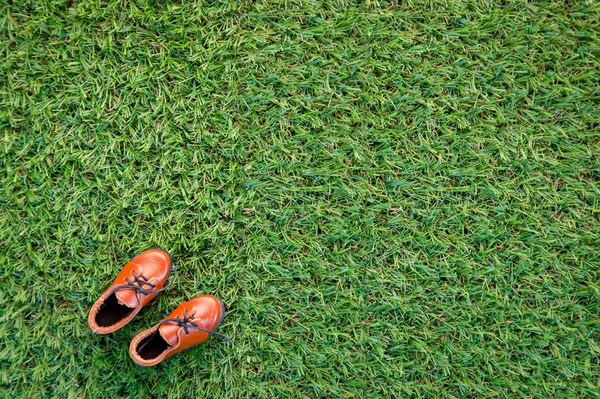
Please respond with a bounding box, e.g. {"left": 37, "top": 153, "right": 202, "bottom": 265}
{"left": 133, "top": 248, "right": 171, "bottom": 271}
{"left": 189, "top": 295, "right": 225, "bottom": 330}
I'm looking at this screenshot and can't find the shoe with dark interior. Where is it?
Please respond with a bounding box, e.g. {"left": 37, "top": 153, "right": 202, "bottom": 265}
{"left": 129, "top": 295, "right": 227, "bottom": 366}
{"left": 88, "top": 248, "right": 173, "bottom": 334}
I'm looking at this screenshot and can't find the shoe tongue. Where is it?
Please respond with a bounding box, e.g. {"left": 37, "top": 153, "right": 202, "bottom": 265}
{"left": 115, "top": 289, "right": 139, "bottom": 309}
{"left": 159, "top": 323, "right": 180, "bottom": 346}
{"left": 115, "top": 263, "right": 143, "bottom": 309}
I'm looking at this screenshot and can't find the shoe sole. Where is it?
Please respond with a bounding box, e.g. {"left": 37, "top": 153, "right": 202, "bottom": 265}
{"left": 214, "top": 296, "right": 226, "bottom": 333}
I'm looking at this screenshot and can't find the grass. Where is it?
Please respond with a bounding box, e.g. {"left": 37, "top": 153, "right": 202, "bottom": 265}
{"left": 1, "top": 0, "right": 599, "bottom": 397}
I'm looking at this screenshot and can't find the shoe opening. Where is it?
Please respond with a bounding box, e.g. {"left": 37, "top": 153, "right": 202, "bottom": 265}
{"left": 95, "top": 293, "right": 134, "bottom": 327}
{"left": 137, "top": 332, "right": 171, "bottom": 360}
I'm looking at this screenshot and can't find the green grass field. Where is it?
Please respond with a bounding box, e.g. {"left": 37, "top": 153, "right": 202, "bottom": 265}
{"left": 1, "top": 0, "right": 599, "bottom": 397}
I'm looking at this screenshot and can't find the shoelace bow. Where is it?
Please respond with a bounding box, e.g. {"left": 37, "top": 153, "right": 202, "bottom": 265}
{"left": 106, "top": 260, "right": 179, "bottom": 298}
{"left": 139, "top": 308, "right": 229, "bottom": 351}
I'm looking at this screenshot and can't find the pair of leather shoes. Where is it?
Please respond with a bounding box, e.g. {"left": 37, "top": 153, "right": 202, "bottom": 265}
{"left": 88, "top": 248, "right": 226, "bottom": 366}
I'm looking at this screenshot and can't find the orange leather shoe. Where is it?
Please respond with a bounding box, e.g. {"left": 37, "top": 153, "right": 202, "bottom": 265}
{"left": 88, "top": 248, "right": 174, "bottom": 334}
{"left": 129, "top": 295, "right": 228, "bottom": 366}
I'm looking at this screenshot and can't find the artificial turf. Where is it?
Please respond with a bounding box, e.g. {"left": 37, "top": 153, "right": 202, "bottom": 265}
{"left": 1, "top": 0, "right": 599, "bottom": 397}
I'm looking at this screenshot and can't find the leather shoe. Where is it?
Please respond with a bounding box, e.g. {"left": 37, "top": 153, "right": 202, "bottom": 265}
{"left": 129, "top": 295, "right": 227, "bottom": 366}
{"left": 88, "top": 248, "right": 173, "bottom": 334}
